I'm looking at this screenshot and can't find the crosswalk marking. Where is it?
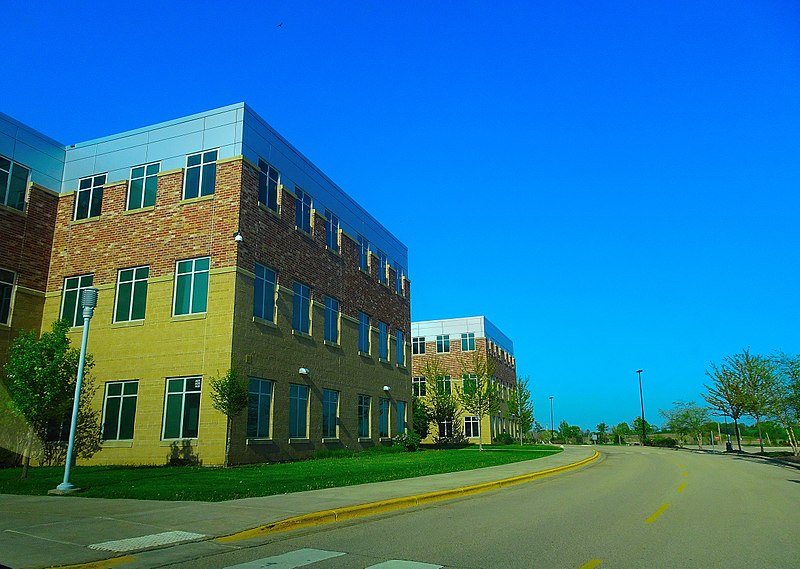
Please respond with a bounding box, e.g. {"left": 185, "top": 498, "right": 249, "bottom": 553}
{"left": 89, "top": 531, "right": 206, "bottom": 552}
{"left": 365, "top": 561, "right": 443, "bottom": 568}
{"left": 223, "top": 548, "right": 346, "bottom": 568}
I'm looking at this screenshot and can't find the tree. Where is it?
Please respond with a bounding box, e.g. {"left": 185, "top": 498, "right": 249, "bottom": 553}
{"left": 3, "top": 320, "right": 101, "bottom": 477}
{"left": 421, "top": 359, "right": 461, "bottom": 443}
{"left": 660, "top": 401, "right": 709, "bottom": 448}
{"left": 209, "top": 368, "right": 248, "bottom": 467}
{"left": 508, "top": 376, "right": 535, "bottom": 445}
{"left": 595, "top": 422, "right": 608, "bottom": 444}
{"left": 611, "top": 422, "right": 631, "bottom": 444}
{"left": 456, "top": 352, "right": 499, "bottom": 450}
{"left": 630, "top": 416, "right": 652, "bottom": 443}
{"left": 737, "top": 350, "right": 777, "bottom": 453}
{"left": 412, "top": 395, "right": 431, "bottom": 440}
{"left": 770, "top": 352, "right": 800, "bottom": 455}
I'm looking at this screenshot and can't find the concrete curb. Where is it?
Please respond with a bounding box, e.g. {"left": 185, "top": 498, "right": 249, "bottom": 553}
{"left": 216, "top": 450, "right": 600, "bottom": 544}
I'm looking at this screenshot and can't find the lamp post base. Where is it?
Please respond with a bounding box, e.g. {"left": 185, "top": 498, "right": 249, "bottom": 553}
{"left": 49, "top": 483, "right": 81, "bottom": 495}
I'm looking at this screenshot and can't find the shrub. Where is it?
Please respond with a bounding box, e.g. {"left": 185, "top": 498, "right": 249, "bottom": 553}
{"left": 494, "top": 432, "right": 515, "bottom": 445}
{"left": 393, "top": 432, "right": 422, "bottom": 452}
{"left": 648, "top": 437, "right": 678, "bottom": 448}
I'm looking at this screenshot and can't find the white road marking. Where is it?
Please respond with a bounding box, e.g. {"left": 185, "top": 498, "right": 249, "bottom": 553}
{"left": 89, "top": 530, "right": 205, "bottom": 552}
{"left": 366, "top": 561, "right": 443, "bottom": 568}
{"left": 223, "top": 548, "right": 346, "bottom": 568}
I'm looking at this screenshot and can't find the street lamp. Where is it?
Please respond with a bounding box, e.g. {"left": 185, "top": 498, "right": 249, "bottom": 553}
{"left": 549, "top": 396, "right": 554, "bottom": 442}
{"left": 636, "top": 369, "right": 646, "bottom": 444}
{"left": 55, "top": 287, "right": 98, "bottom": 493}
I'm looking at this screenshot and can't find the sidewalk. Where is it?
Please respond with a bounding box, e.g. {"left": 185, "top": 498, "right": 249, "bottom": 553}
{"left": 0, "top": 446, "right": 598, "bottom": 569}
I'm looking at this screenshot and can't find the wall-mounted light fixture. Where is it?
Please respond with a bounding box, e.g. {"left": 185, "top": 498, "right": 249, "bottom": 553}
{"left": 233, "top": 230, "right": 243, "bottom": 243}
{"left": 299, "top": 367, "right": 310, "bottom": 375}
{"left": 383, "top": 385, "right": 391, "bottom": 392}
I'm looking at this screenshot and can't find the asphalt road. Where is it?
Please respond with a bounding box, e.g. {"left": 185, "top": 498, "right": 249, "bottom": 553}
{"left": 148, "top": 446, "right": 800, "bottom": 569}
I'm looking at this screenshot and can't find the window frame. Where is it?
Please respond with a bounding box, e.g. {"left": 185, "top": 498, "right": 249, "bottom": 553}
{"left": 396, "top": 400, "right": 407, "bottom": 434}
{"left": 464, "top": 416, "right": 480, "bottom": 438}
{"left": 0, "top": 268, "right": 16, "bottom": 326}
{"left": 412, "top": 376, "right": 426, "bottom": 397}
{"left": 61, "top": 274, "right": 94, "bottom": 327}
{"left": 357, "top": 234, "right": 369, "bottom": 271}
{"left": 396, "top": 329, "right": 405, "bottom": 366}
{"left": 257, "top": 159, "right": 280, "bottom": 212}
{"left": 461, "top": 332, "right": 476, "bottom": 352}
{"left": 183, "top": 149, "right": 218, "bottom": 200}
{"left": 162, "top": 376, "right": 202, "bottom": 440}
{"left": 378, "top": 321, "right": 389, "bottom": 360}
{"left": 436, "top": 334, "right": 450, "bottom": 353}
{"left": 379, "top": 397, "right": 390, "bottom": 438}
{"left": 0, "top": 155, "right": 30, "bottom": 212}
{"left": 324, "top": 209, "right": 340, "bottom": 252}
{"left": 358, "top": 312, "right": 370, "bottom": 354}
{"left": 322, "top": 389, "right": 339, "bottom": 439}
{"left": 295, "top": 187, "right": 312, "bottom": 233}
{"left": 292, "top": 281, "right": 311, "bottom": 334}
{"left": 74, "top": 174, "right": 107, "bottom": 220}
{"left": 113, "top": 265, "right": 149, "bottom": 323}
{"left": 376, "top": 249, "right": 388, "bottom": 284}
{"left": 253, "top": 263, "right": 277, "bottom": 322}
{"left": 247, "top": 378, "right": 274, "bottom": 439}
{"left": 412, "top": 336, "right": 425, "bottom": 355}
{"left": 324, "top": 296, "right": 340, "bottom": 344}
{"left": 358, "top": 394, "right": 371, "bottom": 438}
{"left": 289, "top": 383, "right": 310, "bottom": 439}
{"left": 127, "top": 162, "right": 160, "bottom": 210}
{"left": 173, "top": 257, "right": 210, "bottom": 316}
{"left": 101, "top": 380, "right": 139, "bottom": 441}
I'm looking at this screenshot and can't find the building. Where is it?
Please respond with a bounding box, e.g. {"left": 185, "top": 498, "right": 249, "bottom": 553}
{"left": 411, "top": 316, "right": 517, "bottom": 445}
{"left": 0, "top": 103, "right": 411, "bottom": 466}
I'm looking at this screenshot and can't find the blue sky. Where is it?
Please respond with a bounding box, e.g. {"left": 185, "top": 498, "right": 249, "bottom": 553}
{"left": 4, "top": 1, "right": 800, "bottom": 430}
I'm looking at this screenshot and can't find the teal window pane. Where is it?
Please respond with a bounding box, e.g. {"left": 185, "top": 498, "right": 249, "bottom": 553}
{"left": 143, "top": 175, "right": 157, "bottom": 207}
{"left": 184, "top": 167, "right": 200, "bottom": 199}
{"left": 195, "top": 257, "right": 209, "bottom": 271}
{"left": 8, "top": 164, "right": 28, "bottom": 211}
{"left": 123, "top": 382, "right": 138, "bottom": 395}
{"left": 89, "top": 186, "right": 103, "bottom": 217}
{"left": 164, "top": 393, "right": 182, "bottom": 438}
{"left": 76, "top": 190, "right": 90, "bottom": 219}
{"left": 174, "top": 274, "right": 191, "bottom": 315}
{"left": 131, "top": 280, "right": 147, "bottom": 320}
{"left": 128, "top": 178, "right": 143, "bottom": 209}
{"left": 115, "top": 282, "right": 132, "bottom": 322}
{"left": 183, "top": 392, "right": 200, "bottom": 437}
{"left": 191, "top": 272, "right": 208, "bottom": 313}
{"left": 187, "top": 154, "right": 201, "bottom": 167}
{"left": 167, "top": 378, "right": 183, "bottom": 393}
{"left": 0, "top": 169, "right": 8, "bottom": 204}
{"left": 80, "top": 275, "right": 93, "bottom": 287}
{"left": 132, "top": 166, "right": 144, "bottom": 178}
{"left": 102, "top": 397, "right": 121, "bottom": 440}
{"left": 62, "top": 289, "right": 78, "bottom": 326}
{"left": 146, "top": 163, "right": 159, "bottom": 176}
{"left": 177, "top": 260, "right": 192, "bottom": 274}
{"left": 118, "top": 396, "right": 136, "bottom": 439}
{"left": 135, "top": 266, "right": 149, "bottom": 280}
{"left": 119, "top": 268, "right": 134, "bottom": 282}
{"left": 107, "top": 382, "right": 122, "bottom": 396}
{"left": 200, "top": 163, "right": 216, "bottom": 196}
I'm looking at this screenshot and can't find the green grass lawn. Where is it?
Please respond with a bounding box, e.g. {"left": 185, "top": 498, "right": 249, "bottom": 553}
{"left": 0, "top": 445, "right": 561, "bottom": 502}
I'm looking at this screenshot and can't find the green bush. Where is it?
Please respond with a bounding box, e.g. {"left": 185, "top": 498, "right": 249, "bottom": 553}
{"left": 393, "top": 432, "right": 422, "bottom": 452}
{"left": 647, "top": 437, "right": 678, "bottom": 448}
{"left": 494, "top": 433, "right": 515, "bottom": 445}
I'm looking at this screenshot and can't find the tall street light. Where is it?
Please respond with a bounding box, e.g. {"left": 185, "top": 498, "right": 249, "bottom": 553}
{"left": 636, "top": 369, "right": 646, "bottom": 444}
{"left": 55, "top": 287, "right": 98, "bottom": 493}
{"left": 549, "top": 396, "right": 554, "bottom": 441}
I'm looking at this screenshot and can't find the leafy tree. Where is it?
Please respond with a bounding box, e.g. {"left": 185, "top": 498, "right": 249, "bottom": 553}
{"left": 595, "top": 422, "right": 608, "bottom": 444}
{"left": 737, "top": 350, "right": 777, "bottom": 453}
{"left": 557, "top": 420, "right": 583, "bottom": 444}
{"left": 630, "top": 416, "right": 652, "bottom": 443}
{"left": 3, "top": 320, "right": 101, "bottom": 477}
{"left": 660, "top": 401, "right": 709, "bottom": 448}
{"left": 411, "top": 395, "right": 431, "bottom": 440}
{"left": 209, "top": 368, "right": 248, "bottom": 467}
{"left": 538, "top": 428, "right": 552, "bottom": 444}
{"left": 421, "top": 359, "right": 461, "bottom": 443}
{"left": 770, "top": 352, "right": 800, "bottom": 455}
{"left": 456, "top": 352, "right": 499, "bottom": 450}
{"left": 508, "top": 376, "right": 535, "bottom": 445}
{"left": 611, "top": 422, "right": 631, "bottom": 444}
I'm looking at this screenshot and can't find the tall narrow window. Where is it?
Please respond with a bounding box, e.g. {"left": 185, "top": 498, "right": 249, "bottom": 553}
{"left": 322, "top": 389, "right": 339, "bottom": 439}
{"left": 128, "top": 162, "right": 159, "bottom": 209}
{"left": 324, "top": 296, "right": 340, "bottom": 343}
{"left": 437, "top": 375, "right": 452, "bottom": 395}
{"left": 358, "top": 312, "right": 370, "bottom": 353}
{"left": 379, "top": 397, "right": 390, "bottom": 438}
{"left": 0, "top": 156, "right": 30, "bottom": 212}
{"left": 75, "top": 174, "right": 106, "bottom": 220}
{"left": 114, "top": 266, "right": 149, "bottom": 322}
{"left": 324, "top": 209, "right": 339, "bottom": 252}
{"left": 464, "top": 416, "right": 480, "bottom": 438}
{"left": 461, "top": 332, "right": 476, "bottom": 351}
{"left": 183, "top": 150, "right": 218, "bottom": 199}
{"left": 396, "top": 400, "right": 407, "bottom": 434}
{"left": 0, "top": 268, "right": 15, "bottom": 326}
{"left": 396, "top": 329, "right": 405, "bottom": 366}
{"left": 174, "top": 257, "right": 210, "bottom": 315}
{"left": 163, "top": 377, "right": 201, "bottom": 439}
{"left": 357, "top": 235, "right": 369, "bottom": 271}
{"left": 436, "top": 334, "right": 450, "bottom": 353}
{"left": 412, "top": 336, "right": 425, "bottom": 354}
{"left": 358, "top": 394, "right": 371, "bottom": 438}
{"left": 253, "top": 263, "right": 277, "bottom": 321}
{"left": 247, "top": 378, "right": 273, "bottom": 438}
{"left": 462, "top": 374, "right": 478, "bottom": 394}
{"left": 394, "top": 262, "right": 405, "bottom": 295}
{"left": 101, "top": 381, "right": 138, "bottom": 441}
{"left": 438, "top": 420, "right": 453, "bottom": 438}
{"left": 295, "top": 187, "right": 312, "bottom": 233}
{"left": 412, "top": 376, "right": 426, "bottom": 397}
{"left": 289, "top": 384, "right": 309, "bottom": 439}
{"left": 61, "top": 274, "right": 94, "bottom": 327}
{"left": 258, "top": 159, "right": 280, "bottom": 212}
{"left": 376, "top": 250, "right": 388, "bottom": 284}
{"left": 292, "top": 281, "right": 311, "bottom": 334}
{"left": 378, "top": 321, "right": 389, "bottom": 360}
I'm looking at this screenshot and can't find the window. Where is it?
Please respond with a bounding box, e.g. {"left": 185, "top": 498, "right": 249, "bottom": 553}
{"left": 394, "top": 262, "right": 405, "bottom": 295}
{"left": 289, "top": 384, "right": 309, "bottom": 438}
{"left": 295, "top": 187, "right": 312, "bottom": 233}
{"left": 438, "top": 420, "right": 453, "bottom": 438}
{"left": 396, "top": 329, "right": 405, "bottom": 366}
{"left": 253, "top": 263, "right": 277, "bottom": 321}
{"left": 61, "top": 274, "right": 94, "bottom": 327}
{"left": 396, "top": 400, "right": 407, "bottom": 434}
{"left": 75, "top": 174, "right": 106, "bottom": 220}
{"left": 461, "top": 332, "right": 476, "bottom": 352}
{"left": 258, "top": 159, "right": 280, "bottom": 211}
{"left": 324, "top": 296, "right": 340, "bottom": 343}
{"left": 379, "top": 397, "right": 390, "bottom": 438}
{"left": 376, "top": 250, "right": 388, "bottom": 284}
{"left": 436, "top": 334, "right": 450, "bottom": 353}
{"left": 379, "top": 321, "right": 389, "bottom": 360}
{"left": 358, "top": 312, "right": 370, "bottom": 353}
{"left": 101, "top": 381, "right": 138, "bottom": 441}
{"left": 163, "top": 377, "right": 201, "bottom": 439}
{"left": 412, "top": 336, "right": 425, "bottom": 355}
{"left": 0, "top": 156, "right": 30, "bottom": 211}
{"left": 114, "top": 266, "right": 149, "bottom": 322}
{"left": 292, "top": 281, "right": 311, "bottom": 334}
{"left": 412, "top": 376, "right": 426, "bottom": 397}
{"left": 0, "top": 269, "right": 15, "bottom": 326}
{"left": 462, "top": 374, "right": 478, "bottom": 394}
{"left": 437, "top": 375, "right": 452, "bottom": 395}
{"left": 174, "top": 257, "right": 209, "bottom": 315}
{"left": 247, "top": 378, "right": 273, "bottom": 438}
{"left": 322, "top": 389, "right": 339, "bottom": 439}
{"left": 183, "top": 150, "right": 218, "bottom": 199}
{"left": 128, "top": 162, "right": 159, "bottom": 210}
{"left": 358, "top": 394, "right": 371, "bottom": 438}
{"left": 358, "top": 234, "right": 369, "bottom": 271}
{"left": 464, "top": 416, "right": 480, "bottom": 438}
{"left": 325, "top": 209, "right": 339, "bottom": 252}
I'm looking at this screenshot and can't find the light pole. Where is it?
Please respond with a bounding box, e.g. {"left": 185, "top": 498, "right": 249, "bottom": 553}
{"left": 636, "top": 369, "right": 646, "bottom": 444}
{"left": 549, "top": 396, "right": 554, "bottom": 442}
{"left": 55, "top": 287, "right": 98, "bottom": 493}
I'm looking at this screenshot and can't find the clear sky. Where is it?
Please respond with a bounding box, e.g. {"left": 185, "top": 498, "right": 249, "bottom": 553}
{"left": 4, "top": 1, "right": 800, "bottom": 431}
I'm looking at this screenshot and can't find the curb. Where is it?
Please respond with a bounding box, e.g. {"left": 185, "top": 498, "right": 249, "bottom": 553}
{"left": 216, "top": 450, "right": 600, "bottom": 543}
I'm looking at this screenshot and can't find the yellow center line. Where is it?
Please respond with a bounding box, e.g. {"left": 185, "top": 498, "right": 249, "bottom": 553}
{"left": 677, "top": 482, "right": 686, "bottom": 493}
{"left": 645, "top": 503, "right": 670, "bottom": 524}
{"left": 580, "top": 560, "right": 603, "bottom": 569}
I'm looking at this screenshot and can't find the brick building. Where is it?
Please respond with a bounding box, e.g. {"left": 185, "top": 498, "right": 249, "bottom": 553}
{"left": 411, "top": 316, "right": 517, "bottom": 444}
{"left": 0, "top": 103, "right": 411, "bottom": 465}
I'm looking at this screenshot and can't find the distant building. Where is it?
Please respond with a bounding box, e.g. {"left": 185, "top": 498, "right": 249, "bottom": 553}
{"left": 0, "top": 103, "right": 411, "bottom": 465}
{"left": 411, "top": 316, "right": 517, "bottom": 444}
